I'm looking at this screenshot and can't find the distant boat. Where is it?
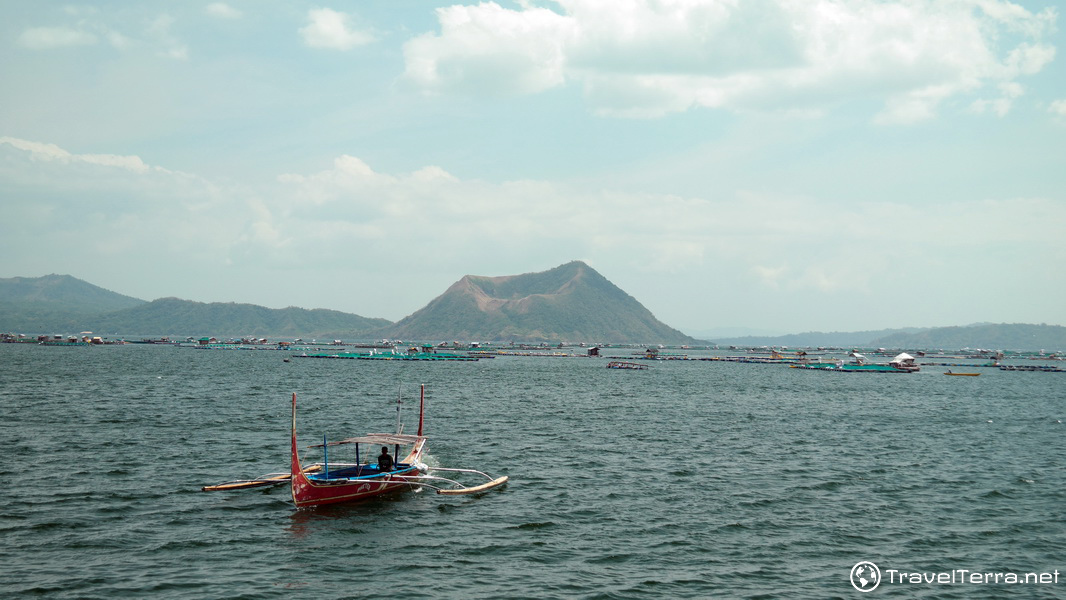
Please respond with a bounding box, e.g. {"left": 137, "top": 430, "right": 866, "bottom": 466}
{"left": 944, "top": 371, "right": 980, "bottom": 376}
{"left": 40, "top": 335, "right": 91, "bottom": 347}
{"left": 130, "top": 337, "right": 172, "bottom": 344}
{"left": 792, "top": 363, "right": 914, "bottom": 373}
{"left": 607, "top": 361, "right": 648, "bottom": 370}
{"left": 291, "top": 350, "right": 479, "bottom": 361}
{"left": 998, "top": 365, "right": 1066, "bottom": 372}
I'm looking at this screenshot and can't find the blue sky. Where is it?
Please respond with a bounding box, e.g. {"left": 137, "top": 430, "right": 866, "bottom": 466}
{"left": 1, "top": 0, "right": 1064, "bottom": 337}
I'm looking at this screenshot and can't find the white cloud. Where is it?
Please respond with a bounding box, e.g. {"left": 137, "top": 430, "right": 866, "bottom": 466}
{"left": 270, "top": 154, "right": 1066, "bottom": 291}
{"left": 147, "top": 14, "right": 188, "bottom": 60}
{"left": 17, "top": 27, "right": 98, "bottom": 49}
{"left": 0, "top": 136, "right": 157, "bottom": 173}
{"left": 970, "top": 82, "right": 1025, "bottom": 117}
{"left": 300, "top": 8, "right": 375, "bottom": 50}
{"left": 753, "top": 265, "right": 788, "bottom": 290}
{"left": 206, "top": 3, "right": 242, "bottom": 19}
{"left": 105, "top": 30, "right": 133, "bottom": 50}
{"left": 1050, "top": 99, "right": 1066, "bottom": 117}
{"left": 0, "top": 138, "right": 236, "bottom": 278}
{"left": 16, "top": 11, "right": 191, "bottom": 56}
{"left": 411, "top": 165, "right": 459, "bottom": 183}
{"left": 404, "top": 2, "right": 573, "bottom": 95}
{"left": 7, "top": 138, "right": 1062, "bottom": 273}
{"left": 403, "top": 0, "right": 1057, "bottom": 120}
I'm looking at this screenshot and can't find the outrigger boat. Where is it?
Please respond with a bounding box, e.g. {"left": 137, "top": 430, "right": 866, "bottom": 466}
{"left": 203, "top": 385, "right": 508, "bottom": 507}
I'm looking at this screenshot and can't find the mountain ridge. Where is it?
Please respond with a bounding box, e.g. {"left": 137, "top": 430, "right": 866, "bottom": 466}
{"left": 714, "top": 323, "right": 1066, "bottom": 351}
{"left": 2, "top": 272, "right": 1063, "bottom": 349}
{"left": 87, "top": 297, "right": 392, "bottom": 338}
{"left": 0, "top": 275, "right": 389, "bottom": 337}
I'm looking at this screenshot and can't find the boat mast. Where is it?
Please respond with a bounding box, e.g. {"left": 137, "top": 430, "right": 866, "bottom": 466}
{"left": 417, "top": 383, "right": 425, "bottom": 437}
{"left": 323, "top": 433, "right": 329, "bottom": 479}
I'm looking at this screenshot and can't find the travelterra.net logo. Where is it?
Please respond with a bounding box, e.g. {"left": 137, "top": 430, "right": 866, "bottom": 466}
{"left": 851, "top": 561, "right": 882, "bottom": 592}
{"left": 849, "top": 560, "right": 1061, "bottom": 592}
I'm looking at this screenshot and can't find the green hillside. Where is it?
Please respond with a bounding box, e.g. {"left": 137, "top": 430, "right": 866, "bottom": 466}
{"left": 0, "top": 275, "right": 391, "bottom": 337}
{"left": 85, "top": 297, "right": 392, "bottom": 338}
{"left": 870, "top": 323, "right": 1066, "bottom": 351}
{"left": 715, "top": 328, "right": 925, "bottom": 348}
{"left": 0, "top": 274, "right": 146, "bottom": 331}
{"left": 386, "top": 261, "right": 695, "bottom": 344}
{"left": 716, "top": 323, "right": 1066, "bottom": 352}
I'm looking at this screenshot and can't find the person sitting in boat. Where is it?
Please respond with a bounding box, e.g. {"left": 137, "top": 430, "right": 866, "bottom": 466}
{"left": 377, "top": 447, "right": 394, "bottom": 473}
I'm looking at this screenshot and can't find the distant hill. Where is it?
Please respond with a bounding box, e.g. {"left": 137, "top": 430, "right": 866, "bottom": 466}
{"left": 0, "top": 274, "right": 146, "bottom": 331}
{"left": 385, "top": 261, "right": 695, "bottom": 344}
{"left": 716, "top": 323, "right": 1066, "bottom": 352}
{"left": 84, "top": 297, "right": 392, "bottom": 338}
{"left": 0, "top": 273, "right": 145, "bottom": 311}
{"left": 870, "top": 323, "right": 1066, "bottom": 351}
{"left": 716, "top": 328, "right": 926, "bottom": 349}
{"left": 0, "top": 275, "right": 390, "bottom": 337}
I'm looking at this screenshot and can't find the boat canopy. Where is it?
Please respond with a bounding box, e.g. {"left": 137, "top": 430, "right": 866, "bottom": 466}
{"left": 891, "top": 353, "right": 915, "bottom": 363}
{"left": 308, "top": 433, "right": 425, "bottom": 448}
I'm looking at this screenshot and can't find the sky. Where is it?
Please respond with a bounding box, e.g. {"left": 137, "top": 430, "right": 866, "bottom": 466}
{"left": 1, "top": 0, "right": 1064, "bottom": 337}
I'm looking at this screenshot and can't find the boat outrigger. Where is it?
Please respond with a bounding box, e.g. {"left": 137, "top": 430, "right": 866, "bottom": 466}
{"left": 203, "top": 385, "right": 508, "bottom": 507}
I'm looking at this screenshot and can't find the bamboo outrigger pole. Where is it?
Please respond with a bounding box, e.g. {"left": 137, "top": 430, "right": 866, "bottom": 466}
{"left": 201, "top": 465, "right": 321, "bottom": 492}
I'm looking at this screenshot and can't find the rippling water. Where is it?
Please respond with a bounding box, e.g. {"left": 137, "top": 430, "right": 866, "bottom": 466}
{"left": 2, "top": 344, "right": 1063, "bottom": 598}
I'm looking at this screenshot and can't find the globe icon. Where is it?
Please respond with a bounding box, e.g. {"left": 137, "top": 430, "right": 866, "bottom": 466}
{"left": 850, "top": 561, "right": 881, "bottom": 592}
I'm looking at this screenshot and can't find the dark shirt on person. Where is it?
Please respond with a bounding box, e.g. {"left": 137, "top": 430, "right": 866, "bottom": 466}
{"left": 378, "top": 450, "right": 394, "bottom": 472}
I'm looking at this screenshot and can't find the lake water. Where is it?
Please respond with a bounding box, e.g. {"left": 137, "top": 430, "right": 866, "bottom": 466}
{"left": 2, "top": 343, "right": 1063, "bottom": 598}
